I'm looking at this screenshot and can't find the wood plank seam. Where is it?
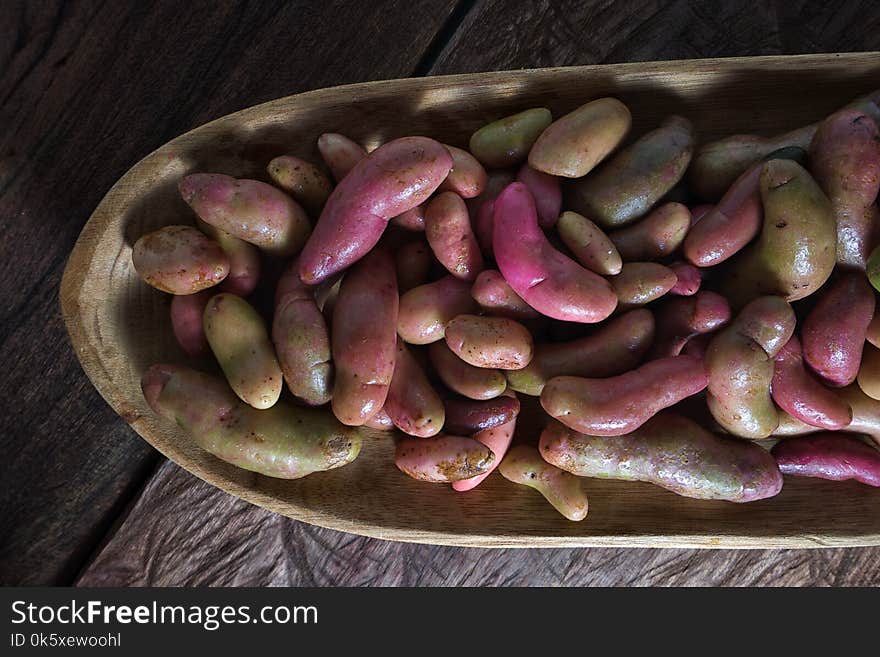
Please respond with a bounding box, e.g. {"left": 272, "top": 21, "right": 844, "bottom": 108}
{"left": 412, "top": 0, "right": 479, "bottom": 76}
{"left": 69, "top": 454, "right": 165, "bottom": 584}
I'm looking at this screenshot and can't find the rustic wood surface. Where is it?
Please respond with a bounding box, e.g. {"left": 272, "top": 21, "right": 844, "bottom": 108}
{"left": 4, "top": 0, "right": 880, "bottom": 586}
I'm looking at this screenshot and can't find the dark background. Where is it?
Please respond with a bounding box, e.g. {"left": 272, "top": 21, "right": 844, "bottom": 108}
{"left": 2, "top": 0, "right": 880, "bottom": 586}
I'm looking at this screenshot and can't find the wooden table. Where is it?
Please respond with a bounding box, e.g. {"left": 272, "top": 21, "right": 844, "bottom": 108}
{"left": 3, "top": 0, "right": 880, "bottom": 587}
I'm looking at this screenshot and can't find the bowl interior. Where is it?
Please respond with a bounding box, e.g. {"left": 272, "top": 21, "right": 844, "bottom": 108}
{"left": 61, "top": 54, "right": 880, "bottom": 547}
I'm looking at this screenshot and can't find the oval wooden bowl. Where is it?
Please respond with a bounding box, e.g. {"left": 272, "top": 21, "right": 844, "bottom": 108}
{"left": 61, "top": 53, "right": 880, "bottom": 548}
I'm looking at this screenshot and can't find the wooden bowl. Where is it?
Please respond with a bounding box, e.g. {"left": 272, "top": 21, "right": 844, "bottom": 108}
{"left": 60, "top": 53, "right": 880, "bottom": 548}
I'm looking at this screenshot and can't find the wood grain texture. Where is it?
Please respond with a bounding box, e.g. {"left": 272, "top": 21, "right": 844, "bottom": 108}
{"left": 76, "top": 460, "right": 880, "bottom": 586}
{"left": 430, "top": 0, "right": 880, "bottom": 73}
{"left": 0, "top": 0, "right": 459, "bottom": 585}
{"left": 60, "top": 54, "right": 880, "bottom": 551}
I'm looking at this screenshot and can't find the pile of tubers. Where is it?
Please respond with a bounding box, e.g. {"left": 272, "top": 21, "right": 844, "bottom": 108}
{"left": 132, "top": 89, "right": 880, "bottom": 521}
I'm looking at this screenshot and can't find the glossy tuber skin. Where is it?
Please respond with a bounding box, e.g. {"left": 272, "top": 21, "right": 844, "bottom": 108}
{"left": 706, "top": 296, "right": 795, "bottom": 439}
{"left": 195, "top": 218, "right": 261, "bottom": 297}
{"left": 506, "top": 309, "right": 654, "bottom": 396}
{"left": 609, "top": 262, "right": 677, "bottom": 307}
{"left": 801, "top": 272, "right": 875, "bottom": 387}
{"left": 568, "top": 116, "right": 694, "bottom": 228}
{"left": 395, "top": 434, "right": 495, "bottom": 483}
{"left": 453, "top": 391, "right": 519, "bottom": 492}
{"left": 272, "top": 260, "right": 333, "bottom": 406}
{"left": 840, "top": 385, "right": 880, "bottom": 445}
{"left": 848, "top": 88, "right": 880, "bottom": 125}
{"left": 470, "top": 108, "right": 552, "bottom": 169}
{"left": 774, "top": 384, "right": 880, "bottom": 447}
{"left": 689, "top": 123, "right": 817, "bottom": 201}
{"left": 398, "top": 276, "right": 478, "bottom": 345}
{"left": 384, "top": 338, "right": 445, "bottom": 437}
{"left": 298, "top": 136, "right": 453, "bottom": 285}
{"left": 444, "top": 314, "right": 534, "bottom": 370}
{"left": 266, "top": 154, "right": 333, "bottom": 216}
{"left": 556, "top": 211, "right": 622, "bottom": 276}
{"left": 331, "top": 249, "right": 399, "bottom": 426}
{"left": 179, "top": 174, "right": 310, "bottom": 257}
{"left": 493, "top": 182, "right": 618, "bottom": 323}
{"left": 771, "top": 434, "right": 880, "bottom": 486}
{"left": 443, "top": 395, "right": 521, "bottom": 435}
{"left": 528, "top": 97, "right": 631, "bottom": 178}
{"left": 203, "top": 293, "right": 282, "bottom": 410}
{"left": 476, "top": 168, "right": 520, "bottom": 201}
{"left": 647, "top": 291, "right": 731, "bottom": 360}
{"left": 857, "top": 343, "right": 880, "bottom": 401}
{"left": 438, "top": 144, "right": 487, "bottom": 199}
{"left": 132, "top": 225, "right": 229, "bottom": 295}
{"left": 690, "top": 204, "right": 714, "bottom": 224}
{"left": 722, "top": 159, "right": 836, "bottom": 306}
{"left": 772, "top": 335, "right": 852, "bottom": 430}
{"left": 469, "top": 169, "right": 517, "bottom": 253}
{"left": 668, "top": 261, "right": 701, "bottom": 296}
{"left": 540, "top": 414, "right": 783, "bottom": 502}
{"left": 609, "top": 202, "right": 691, "bottom": 261}
{"left": 471, "top": 269, "right": 541, "bottom": 320}
{"left": 391, "top": 202, "right": 427, "bottom": 231}
{"left": 499, "top": 445, "right": 589, "bottom": 520}
{"left": 683, "top": 162, "right": 763, "bottom": 267}
{"left": 516, "top": 164, "right": 562, "bottom": 228}
{"left": 142, "top": 364, "right": 362, "bottom": 479}
{"left": 317, "top": 132, "right": 366, "bottom": 181}
{"left": 425, "top": 191, "right": 484, "bottom": 281}
{"left": 809, "top": 109, "right": 880, "bottom": 270}
{"left": 540, "top": 355, "right": 707, "bottom": 436}
{"left": 868, "top": 312, "right": 880, "bottom": 348}
{"left": 364, "top": 406, "right": 394, "bottom": 431}
{"left": 170, "top": 290, "right": 212, "bottom": 358}
{"left": 429, "top": 341, "right": 507, "bottom": 401}
{"left": 688, "top": 90, "right": 880, "bottom": 201}
{"left": 868, "top": 245, "right": 880, "bottom": 294}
